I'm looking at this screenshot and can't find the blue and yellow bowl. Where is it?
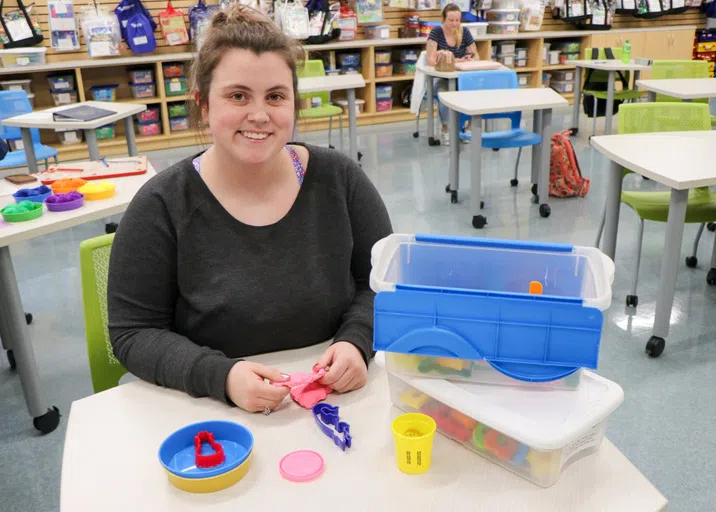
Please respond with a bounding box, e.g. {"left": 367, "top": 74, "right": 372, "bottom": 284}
{"left": 158, "top": 420, "right": 254, "bottom": 493}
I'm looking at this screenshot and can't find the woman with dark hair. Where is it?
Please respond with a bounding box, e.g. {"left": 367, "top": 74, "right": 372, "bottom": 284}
{"left": 426, "top": 3, "right": 479, "bottom": 145}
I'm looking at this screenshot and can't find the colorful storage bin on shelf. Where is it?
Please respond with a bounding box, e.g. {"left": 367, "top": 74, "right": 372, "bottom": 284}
{"left": 90, "top": 85, "right": 118, "bottom": 102}
{"left": 376, "top": 85, "right": 392, "bottom": 100}
{"left": 51, "top": 90, "right": 78, "bottom": 106}
{"left": 395, "top": 63, "right": 416, "bottom": 75}
{"left": 168, "top": 103, "right": 187, "bottom": 118}
{"left": 130, "top": 82, "right": 156, "bottom": 99}
{"left": 165, "top": 78, "right": 187, "bottom": 96}
{"left": 397, "top": 49, "right": 418, "bottom": 63}
{"left": 170, "top": 116, "right": 189, "bottom": 131}
{"left": 376, "top": 99, "right": 392, "bottom": 111}
{"left": 136, "top": 107, "right": 160, "bottom": 123}
{"left": 96, "top": 124, "right": 115, "bottom": 140}
{"left": 338, "top": 53, "right": 360, "bottom": 67}
{"left": 47, "top": 74, "right": 74, "bottom": 91}
{"left": 370, "top": 234, "right": 615, "bottom": 385}
{"left": 137, "top": 120, "right": 161, "bottom": 136}
{"left": 375, "top": 50, "right": 392, "bottom": 64}
{"left": 487, "top": 21, "right": 519, "bottom": 35}
{"left": 376, "top": 64, "right": 393, "bottom": 78}
{"left": 162, "top": 62, "right": 185, "bottom": 78}
{"left": 380, "top": 354, "right": 624, "bottom": 487}
{"left": 128, "top": 68, "right": 154, "bottom": 84}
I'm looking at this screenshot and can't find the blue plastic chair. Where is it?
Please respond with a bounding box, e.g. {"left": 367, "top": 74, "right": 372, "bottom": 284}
{"left": 457, "top": 70, "right": 541, "bottom": 187}
{"left": 0, "top": 90, "right": 58, "bottom": 170}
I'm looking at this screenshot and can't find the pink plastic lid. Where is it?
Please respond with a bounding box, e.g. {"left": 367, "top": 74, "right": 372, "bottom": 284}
{"left": 279, "top": 450, "right": 324, "bottom": 482}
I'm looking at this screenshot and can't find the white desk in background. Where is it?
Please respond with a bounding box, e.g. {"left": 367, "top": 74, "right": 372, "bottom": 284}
{"left": 636, "top": 77, "right": 716, "bottom": 102}
{"left": 591, "top": 130, "right": 716, "bottom": 357}
{"left": 571, "top": 60, "right": 651, "bottom": 136}
{"left": 439, "top": 88, "right": 568, "bottom": 228}
{"left": 0, "top": 165, "right": 156, "bottom": 434}
{"left": 1, "top": 101, "right": 146, "bottom": 173}
{"left": 298, "top": 74, "right": 365, "bottom": 162}
{"left": 61, "top": 342, "right": 667, "bottom": 512}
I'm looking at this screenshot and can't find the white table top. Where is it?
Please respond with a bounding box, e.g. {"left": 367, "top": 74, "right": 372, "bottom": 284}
{"left": 298, "top": 75, "right": 365, "bottom": 93}
{"left": 574, "top": 59, "right": 651, "bottom": 72}
{"left": 636, "top": 78, "right": 716, "bottom": 99}
{"left": 591, "top": 131, "right": 716, "bottom": 190}
{"left": 1, "top": 101, "right": 146, "bottom": 130}
{"left": 417, "top": 64, "right": 460, "bottom": 79}
{"left": 61, "top": 342, "right": 667, "bottom": 512}
{"left": 0, "top": 163, "right": 155, "bottom": 247}
{"left": 439, "top": 88, "right": 568, "bottom": 116}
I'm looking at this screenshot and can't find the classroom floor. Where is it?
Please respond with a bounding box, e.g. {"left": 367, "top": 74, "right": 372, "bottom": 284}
{"left": 1, "top": 109, "right": 714, "bottom": 511}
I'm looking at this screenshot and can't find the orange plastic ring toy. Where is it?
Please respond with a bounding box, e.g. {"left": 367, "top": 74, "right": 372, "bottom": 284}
{"left": 484, "top": 429, "right": 518, "bottom": 461}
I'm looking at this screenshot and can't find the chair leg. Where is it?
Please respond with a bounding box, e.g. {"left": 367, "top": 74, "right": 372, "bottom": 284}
{"left": 414, "top": 96, "right": 425, "bottom": 138}
{"left": 339, "top": 112, "right": 344, "bottom": 152}
{"left": 686, "top": 223, "right": 705, "bottom": 268}
{"left": 626, "top": 218, "right": 644, "bottom": 308}
{"left": 708, "top": 230, "right": 716, "bottom": 285}
{"left": 510, "top": 147, "right": 522, "bottom": 186}
{"left": 595, "top": 204, "right": 607, "bottom": 248}
{"left": 592, "top": 96, "right": 598, "bottom": 137}
{"left": 328, "top": 116, "right": 333, "bottom": 149}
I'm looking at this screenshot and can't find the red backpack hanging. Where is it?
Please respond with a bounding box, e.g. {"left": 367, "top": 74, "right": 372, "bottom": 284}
{"left": 549, "top": 130, "right": 590, "bottom": 198}
{"left": 159, "top": 0, "right": 189, "bottom": 46}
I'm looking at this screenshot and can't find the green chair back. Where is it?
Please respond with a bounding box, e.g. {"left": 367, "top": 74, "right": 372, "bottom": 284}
{"left": 651, "top": 60, "right": 709, "bottom": 103}
{"left": 298, "top": 59, "right": 330, "bottom": 106}
{"left": 618, "top": 102, "right": 711, "bottom": 135}
{"left": 583, "top": 47, "right": 628, "bottom": 87}
{"left": 79, "top": 233, "right": 126, "bottom": 393}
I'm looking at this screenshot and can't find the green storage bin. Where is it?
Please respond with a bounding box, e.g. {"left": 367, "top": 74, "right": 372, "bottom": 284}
{"left": 165, "top": 78, "right": 187, "bottom": 96}
{"left": 168, "top": 102, "right": 187, "bottom": 117}
{"left": 96, "top": 123, "right": 115, "bottom": 140}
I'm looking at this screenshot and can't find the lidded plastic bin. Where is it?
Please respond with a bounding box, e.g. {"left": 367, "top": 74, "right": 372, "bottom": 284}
{"left": 379, "top": 353, "right": 624, "bottom": 487}
{"left": 370, "top": 234, "right": 615, "bottom": 384}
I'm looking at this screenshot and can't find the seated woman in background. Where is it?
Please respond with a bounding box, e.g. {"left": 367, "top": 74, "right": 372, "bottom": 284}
{"left": 426, "top": 2, "right": 479, "bottom": 145}
{"left": 107, "top": 5, "right": 393, "bottom": 415}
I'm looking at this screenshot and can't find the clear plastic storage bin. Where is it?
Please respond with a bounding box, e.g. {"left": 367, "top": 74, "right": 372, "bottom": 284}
{"left": 397, "top": 49, "right": 418, "bottom": 62}
{"left": 335, "top": 98, "right": 365, "bottom": 114}
{"left": 380, "top": 354, "right": 624, "bottom": 487}
{"left": 370, "top": 234, "right": 615, "bottom": 384}
{"left": 365, "top": 24, "right": 390, "bottom": 39}
{"left": 0, "top": 48, "right": 46, "bottom": 67}
{"left": 486, "top": 9, "right": 521, "bottom": 22}
{"left": 55, "top": 129, "right": 83, "bottom": 145}
{"left": 551, "top": 70, "right": 575, "bottom": 81}
{"left": 47, "top": 74, "right": 74, "bottom": 91}
{"left": 130, "top": 82, "right": 156, "bottom": 99}
{"left": 496, "top": 40, "right": 516, "bottom": 54}
{"left": 376, "top": 64, "right": 393, "bottom": 77}
{"left": 51, "top": 89, "right": 78, "bottom": 106}
{"left": 518, "top": 74, "right": 529, "bottom": 86}
{"left": 376, "top": 84, "right": 393, "bottom": 100}
{"left": 497, "top": 53, "right": 515, "bottom": 67}
{"left": 375, "top": 50, "right": 392, "bottom": 64}
{"left": 551, "top": 80, "right": 574, "bottom": 93}
{"left": 376, "top": 99, "right": 392, "bottom": 111}
{"left": 0, "top": 79, "right": 31, "bottom": 92}
{"left": 338, "top": 53, "right": 360, "bottom": 67}
{"left": 487, "top": 21, "right": 519, "bottom": 35}
{"left": 463, "top": 22, "right": 488, "bottom": 37}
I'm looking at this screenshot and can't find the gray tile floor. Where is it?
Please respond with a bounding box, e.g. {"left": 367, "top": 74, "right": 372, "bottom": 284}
{"left": 2, "top": 109, "right": 715, "bottom": 511}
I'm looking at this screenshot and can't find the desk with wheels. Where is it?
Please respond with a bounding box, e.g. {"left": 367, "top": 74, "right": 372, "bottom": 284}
{"left": 636, "top": 78, "right": 716, "bottom": 103}
{"left": 417, "top": 65, "right": 460, "bottom": 146}
{"left": 0, "top": 165, "right": 156, "bottom": 433}
{"left": 591, "top": 131, "right": 716, "bottom": 357}
{"left": 438, "top": 88, "right": 567, "bottom": 229}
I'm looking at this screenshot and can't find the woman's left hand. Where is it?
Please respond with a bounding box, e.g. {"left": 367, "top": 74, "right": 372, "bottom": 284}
{"left": 315, "top": 341, "right": 368, "bottom": 393}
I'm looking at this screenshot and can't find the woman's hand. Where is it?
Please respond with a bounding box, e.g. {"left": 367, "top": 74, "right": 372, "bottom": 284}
{"left": 315, "top": 342, "right": 368, "bottom": 393}
{"left": 225, "top": 361, "right": 290, "bottom": 413}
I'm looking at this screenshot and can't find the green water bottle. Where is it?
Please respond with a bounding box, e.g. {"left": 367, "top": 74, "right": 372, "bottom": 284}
{"left": 622, "top": 39, "right": 631, "bottom": 64}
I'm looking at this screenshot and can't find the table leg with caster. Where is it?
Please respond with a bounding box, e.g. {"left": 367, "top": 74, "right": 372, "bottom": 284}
{"left": 570, "top": 67, "right": 581, "bottom": 136}
{"left": 707, "top": 228, "right": 716, "bottom": 285}
{"left": 2, "top": 312, "right": 33, "bottom": 370}
{"left": 537, "top": 108, "right": 552, "bottom": 218}
{"left": 427, "top": 78, "right": 440, "bottom": 147}
{"left": 447, "top": 103, "right": 460, "bottom": 204}
{"left": 531, "top": 110, "right": 542, "bottom": 202}
{"left": 470, "top": 114, "right": 487, "bottom": 229}
{"left": 647, "top": 188, "right": 688, "bottom": 358}
{"left": 0, "top": 246, "right": 60, "bottom": 433}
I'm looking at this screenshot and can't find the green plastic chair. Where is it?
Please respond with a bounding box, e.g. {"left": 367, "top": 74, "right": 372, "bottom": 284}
{"left": 80, "top": 233, "right": 126, "bottom": 393}
{"left": 651, "top": 60, "right": 709, "bottom": 104}
{"left": 595, "top": 102, "right": 715, "bottom": 308}
{"left": 582, "top": 47, "right": 645, "bottom": 136}
{"left": 298, "top": 60, "right": 345, "bottom": 149}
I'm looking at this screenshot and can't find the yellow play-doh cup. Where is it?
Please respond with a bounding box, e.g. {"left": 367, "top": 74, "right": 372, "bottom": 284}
{"left": 392, "top": 413, "right": 436, "bottom": 474}
{"left": 164, "top": 453, "right": 252, "bottom": 493}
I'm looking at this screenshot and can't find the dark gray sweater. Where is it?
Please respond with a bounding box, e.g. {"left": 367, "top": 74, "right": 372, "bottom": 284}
{"left": 107, "top": 144, "right": 393, "bottom": 403}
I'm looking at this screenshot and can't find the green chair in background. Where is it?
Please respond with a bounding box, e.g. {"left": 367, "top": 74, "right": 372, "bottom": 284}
{"left": 298, "top": 60, "right": 345, "bottom": 150}
{"left": 595, "top": 102, "right": 716, "bottom": 309}
{"left": 650, "top": 60, "right": 709, "bottom": 104}
{"left": 80, "top": 233, "right": 126, "bottom": 393}
{"left": 582, "top": 47, "right": 645, "bottom": 137}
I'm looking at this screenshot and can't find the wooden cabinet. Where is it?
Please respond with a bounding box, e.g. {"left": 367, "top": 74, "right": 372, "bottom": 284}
{"left": 588, "top": 32, "right": 645, "bottom": 56}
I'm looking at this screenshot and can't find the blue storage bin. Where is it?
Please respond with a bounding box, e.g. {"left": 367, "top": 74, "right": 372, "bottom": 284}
{"left": 370, "top": 234, "right": 615, "bottom": 383}
{"left": 338, "top": 53, "right": 360, "bottom": 67}
{"left": 376, "top": 85, "right": 392, "bottom": 100}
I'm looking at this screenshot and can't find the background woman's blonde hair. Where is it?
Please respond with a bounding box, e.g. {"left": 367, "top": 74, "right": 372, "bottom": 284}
{"left": 442, "top": 3, "right": 463, "bottom": 48}
{"left": 187, "top": 4, "right": 305, "bottom": 131}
